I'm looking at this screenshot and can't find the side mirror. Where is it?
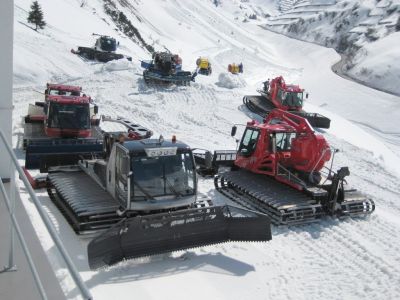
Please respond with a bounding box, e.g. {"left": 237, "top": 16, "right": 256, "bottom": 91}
{"left": 306, "top": 93, "right": 309, "bottom": 99}
{"left": 204, "top": 151, "right": 213, "bottom": 169}
{"left": 240, "top": 148, "right": 249, "bottom": 156}
{"left": 231, "top": 125, "right": 237, "bottom": 137}
{"left": 121, "top": 156, "right": 130, "bottom": 175}
{"left": 94, "top": 105, "right": 99, "bottom": 114}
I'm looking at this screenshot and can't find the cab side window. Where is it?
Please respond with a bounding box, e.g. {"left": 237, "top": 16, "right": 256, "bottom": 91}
{"left": 277, "top": 89, "right": 286, "bottom": 104}
{"left": 275, "top": 132, "right": 296, "bottom": 151}
{"left": 115, "top": 147, "right": 129, "bottom": 203}
{"left": 239, "top": 128, "right": 259, "bottom": 156}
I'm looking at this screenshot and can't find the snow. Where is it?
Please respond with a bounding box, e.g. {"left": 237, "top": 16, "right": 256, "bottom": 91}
{"left": 100, "top": 59, "right": 133, "bottom": 72}
{"left": 11, "top": 0, "right": 400, "bottom": 299}
{"left": 257, "top": 0, "right": 400, "bottom": 95}
{"left": 348, "top": 32, "right": 400, "bottom": 95}
{"left": 216, "top": 72, "right": 246, "bottom": 89}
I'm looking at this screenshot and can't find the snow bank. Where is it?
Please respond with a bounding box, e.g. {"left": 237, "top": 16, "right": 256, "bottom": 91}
{"left": 100, "top": 59, "right": 133, "bottom": 72}
{"left": 216, "top": 72, "right": 246, "bottom": 89}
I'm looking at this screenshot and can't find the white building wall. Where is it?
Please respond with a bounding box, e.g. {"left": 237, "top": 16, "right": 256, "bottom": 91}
{"left": 0, "top": 0, "right": 14, "bottom": 179}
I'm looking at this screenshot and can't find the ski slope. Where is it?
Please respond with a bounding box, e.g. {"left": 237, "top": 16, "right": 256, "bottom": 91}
{"left": 12, "top": 0, "right": 400, "bottom": 299}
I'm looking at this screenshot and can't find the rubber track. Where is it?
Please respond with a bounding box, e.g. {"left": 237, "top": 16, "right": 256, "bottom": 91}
{"left": 243, "top": 95, "right": 331, "bottom": 129}
{"left": 243, "top": 95, "right": 273, "bottom": 118}
{"left": 214, "top": 170, "right": 375, "bottom": 225}
{"left": 215, "top": 169, "right": 324, "bottom": 225}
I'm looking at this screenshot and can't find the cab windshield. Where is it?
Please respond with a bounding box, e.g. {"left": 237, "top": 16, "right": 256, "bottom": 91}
{"left": 47, "top": 103, "right": 90, "bottom": 129}
{"left": 278, "top": 89, "right": 303, "bottom": 107}
{"left": 239, "top": 128, "right": 259, "bottom": 156}
{"left": 49, "top": 89, "right": 80, "bottom": 96}
{"left": 131, "top": 152, "right": 195, "bottom": 200}
{"left": 275, "top": 132, "right": 297, "bottom": 151}
{"left": 100, "top": 38, "right": 117, "bottom": 52}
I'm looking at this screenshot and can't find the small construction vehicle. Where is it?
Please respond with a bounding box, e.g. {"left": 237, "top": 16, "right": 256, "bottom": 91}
{"left": 47, "top": 135, "right": 272, "bottom": 269}
{"left": 243, "top": 76, "right": 331, "bottom": 129}
{"left": 23, "top": 83, "right": 151, "bottom": 171}
{"left": 141, "top": 52, "right": 195, "bottom": 85}
{"left": 195, "top": 109, "right": 375, "bottom": 225}
{"left": 228, "top": 63, "right": 243, "bottom": 74}
{"left": 71, "top": 34, "right": 132, "bottom": 63}
{"left": 196, "top": 57, "right": 212, "bottom": 75}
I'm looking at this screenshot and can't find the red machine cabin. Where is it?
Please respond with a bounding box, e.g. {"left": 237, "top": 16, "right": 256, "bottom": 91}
{"left": 265, "top": 76, "right": 305, "bottom": 111}
{"left": 44, "top": 94, "right": 94, "bottom": 138}
{"left": 25, "top": 83, "right": 98, "bottom": 138}
{"left": 234, "top": 109, "right": 331, "bottom": 190}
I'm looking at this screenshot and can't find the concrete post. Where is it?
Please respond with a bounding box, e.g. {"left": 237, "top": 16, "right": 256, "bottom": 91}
{"left": 0, "top": 0, "right": 14, "bottom": 180}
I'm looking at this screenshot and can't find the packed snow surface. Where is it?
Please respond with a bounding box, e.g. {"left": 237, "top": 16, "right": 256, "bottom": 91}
{"left": 12, "top": 0, "right": 400, "bottom": 299}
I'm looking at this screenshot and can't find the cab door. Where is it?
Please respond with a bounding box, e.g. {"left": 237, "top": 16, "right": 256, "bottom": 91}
{"left": 235, "top": 127, "right": 260, "bottom": 170}
{"left": 114, "top": 145, "right": 131, "bottom": 207}
{"left": 238, "top": 128, "right": 260, "bottom": 157}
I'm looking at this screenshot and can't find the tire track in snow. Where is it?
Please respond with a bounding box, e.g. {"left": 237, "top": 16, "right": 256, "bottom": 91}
{"left": 285, "top": 222, "right": 399, "bottom": 299}
{"left": 327, "top": 134, "right": 400, "bottom": 214}
{"left": 177, "top": 0, "right": 294, "bottom": 73}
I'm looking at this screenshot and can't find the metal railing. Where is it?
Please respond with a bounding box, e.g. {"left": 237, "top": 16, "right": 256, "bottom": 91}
{"left": 0, "top": 130, "right": 93, "bottom": 300}
{"left": 277, "top": 163, "right": 306, "bottom": 187}
{"left": 0, "top": 173, "right": 47, "bottom": 299}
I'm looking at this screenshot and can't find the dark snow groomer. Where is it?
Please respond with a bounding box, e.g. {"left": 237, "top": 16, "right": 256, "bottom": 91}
{"left": 47, "top": 135, "right": 272, "bottom": 269}
{"left": 141, "top": 51, "right": 195, "bottom": 85}
{"left": 71, "top": 34, "right": 132, "bottom": 62}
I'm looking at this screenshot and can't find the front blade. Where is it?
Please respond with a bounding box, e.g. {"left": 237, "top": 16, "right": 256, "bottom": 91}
{"left": 25, "top": 143, "right": 103, "bottom": 170}
{"left": 87, "top": 205, "right": 271, "bottom": 269}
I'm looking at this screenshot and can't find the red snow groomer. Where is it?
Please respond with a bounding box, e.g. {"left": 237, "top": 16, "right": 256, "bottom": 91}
{"left": 23, "top": 83, "right": 103, "bottom": 171}
{"left": 195, "top": 109, "right": 375, "bottom": 225}
{"left": 243, "top": 76, "right": 331, "bottom": 129}
{"left": 23, "top": 83, "right": 153, "bottom": 173}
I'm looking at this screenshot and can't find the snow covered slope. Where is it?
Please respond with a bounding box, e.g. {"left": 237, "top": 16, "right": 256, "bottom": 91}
{"left": 13, "top": 0, "right": 400, "bottom": 299}
{"left": 348, "top": 31, "right": 400, "bottom": 93}
{"left": 240, "top": 0, "right": 400, "bottom": 95}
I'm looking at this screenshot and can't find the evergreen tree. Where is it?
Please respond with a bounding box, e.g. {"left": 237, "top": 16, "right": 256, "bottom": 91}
{"left": 27, "top": 1, "right": 46, "bottom": 31}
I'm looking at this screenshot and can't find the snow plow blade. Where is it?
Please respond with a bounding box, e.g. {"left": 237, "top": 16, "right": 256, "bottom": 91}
{"left": 291, "top": 111, "right": 331, "bottom": 129}
{"left": 143, "top": 70, "right": 194, "bottom": 85}
{"left": 23, "top": 122, "right": 104, "bottom": 171}
{"left": 25, "top": 142, "right": 103, "bottom": 171}
{"left": 87, "top": 205, "right": 271, "bottom": 269}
